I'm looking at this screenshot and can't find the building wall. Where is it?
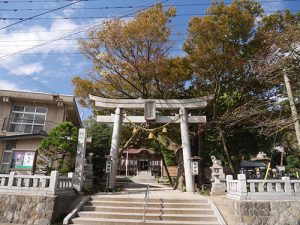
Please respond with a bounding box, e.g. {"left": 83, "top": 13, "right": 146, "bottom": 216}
{"left": 15, "top": 139, "right": 41, "bottom": 150}
{"left": 0, "top": 101, "right": 12, "bottom": 136}
{"left": 0, "top": 142, "right": 4, "bottom": 166}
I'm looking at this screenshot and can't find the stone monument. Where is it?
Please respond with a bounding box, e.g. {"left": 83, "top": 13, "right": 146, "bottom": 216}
{"left": 210, "top": 155, "right": 226, "bottom": 196}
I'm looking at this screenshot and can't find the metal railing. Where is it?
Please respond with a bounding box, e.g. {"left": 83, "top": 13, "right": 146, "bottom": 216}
{"left": 2, "top": 118, "right": 57, "bottom": 134}
{"left": 143, "top": 184, "right": 150, "bottom": 222}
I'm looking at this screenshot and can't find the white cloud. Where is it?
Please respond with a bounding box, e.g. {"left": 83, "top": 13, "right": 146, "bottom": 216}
{"left": 0, "top": 80, "right": 22, "bottom": 91}
{"left": 14, "top": 62, "right": 44, "bottom": 75}
{"left": 0, "top": 19, "right": 82, "bottom": 59}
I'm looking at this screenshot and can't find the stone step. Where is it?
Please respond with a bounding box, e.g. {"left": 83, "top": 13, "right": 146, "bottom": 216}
{"left": 87, "top": 200, "right": 210, "bottom": 208}
{"left": 71, "top": 217, "right": 221, "bottom": 225}
{"left": 90, "top": 196, "right": 208, "bottom": 203}
{"left": 82, "top": 205, "right": 213, "bottom": 214}
{"left": 78, "top": 211, "right": 218, "bottom": 221}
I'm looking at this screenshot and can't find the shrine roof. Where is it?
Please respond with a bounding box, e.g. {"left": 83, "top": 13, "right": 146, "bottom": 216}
{"left": 120, "top": 148, "right": 157, "bottom": 155}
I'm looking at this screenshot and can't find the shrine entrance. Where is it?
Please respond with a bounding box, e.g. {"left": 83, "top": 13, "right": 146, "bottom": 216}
{"left": 90, "top": 95, "right": 212, "bottom": 192}
{"left": 139, "top": 160, "right": 148, "bottom": 171}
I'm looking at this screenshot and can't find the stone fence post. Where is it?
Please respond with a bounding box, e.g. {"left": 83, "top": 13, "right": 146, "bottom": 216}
{"left": 7, "top": 172, "right": 16, "bottom": 189}
{"left": 68, "top": 172, "right": 74, "bottom": 188}
{"left": 49, "top": 171, "right": 59, "bottom": 192}
{"left": 226, "top": 175, "right": 233, "bottom": 191}
{"left": 237, "top": 174, "right": 247, "bottom": 199}
{"left": 68, "top": 172, "right": 74, "bottom": 179}
{"left": 282, "top": 176, "right": 292, "bottom": 193}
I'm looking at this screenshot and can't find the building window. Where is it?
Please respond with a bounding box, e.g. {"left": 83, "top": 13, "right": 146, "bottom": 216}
{"left": 9, "top": 105, "right": 47, "bottom": 134}
{"left": 0, "top": 141, "right": 16, "bottom": 174}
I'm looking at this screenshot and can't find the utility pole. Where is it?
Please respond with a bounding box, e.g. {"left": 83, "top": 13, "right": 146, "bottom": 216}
{"left": 283, "top": 72, "right": 300, "bottom": 149}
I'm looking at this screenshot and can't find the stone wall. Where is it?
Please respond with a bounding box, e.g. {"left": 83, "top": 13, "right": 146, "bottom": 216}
{"left": 226, "top": 198, "right": 300, "bottom": 225}
{"left": 0, "top": 193, "right": 79, "bottom": 225}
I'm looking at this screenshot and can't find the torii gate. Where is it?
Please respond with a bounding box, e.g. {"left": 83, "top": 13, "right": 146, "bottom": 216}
{"left": 89, "top": 95, "right": 212, "bottom": 192}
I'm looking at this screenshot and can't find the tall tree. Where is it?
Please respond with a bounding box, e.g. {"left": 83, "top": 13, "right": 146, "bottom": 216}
{"left": 72, "top": 4, "right": 191, "bottom": 107}
{"left": 183, "top": 0, "right": 275, "bottom": 172}
{"left": 256, "top": 11, "right": 300, "bottom": 150}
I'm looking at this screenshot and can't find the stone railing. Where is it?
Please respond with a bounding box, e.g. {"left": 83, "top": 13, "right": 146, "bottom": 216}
{"left": 226, "top": 174, "right": 300, "bottom": 200}
{"left": 0, "top": 171, "right": 74, "bottom": 195}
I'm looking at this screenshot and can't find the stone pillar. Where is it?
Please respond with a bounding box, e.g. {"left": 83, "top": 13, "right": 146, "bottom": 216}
{"left": 237, "top": 174, "right": 247, "bottom": 196}
{"left": 179, "top": 108, "right": 194, "bottom": 192}
{"left": 49, "top": 171, "right": 59, "bottom": 192}
{"left": 109, "top": 107, "right": 123, "bottom": 189}
{"left": 282, "top": 176, "right": 292, "bottom": 193}
{"left": 74, "top": 128, "right": 87, "bottom": 192}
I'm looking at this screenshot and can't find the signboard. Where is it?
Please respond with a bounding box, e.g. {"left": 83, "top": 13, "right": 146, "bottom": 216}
{"left": 191, "top": 161, "right": 199, "bottom": 175}
{"left": 106, "top": 160, "right": 112, "bottom": 174}
{"left": 144, "top": 100, "right": 156, "bottom": 121}
{"left": 12, "top": 151, "right": 35, "bottom": 169}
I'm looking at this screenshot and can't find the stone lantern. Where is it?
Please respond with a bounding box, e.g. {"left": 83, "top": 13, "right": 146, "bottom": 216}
{"left": 210, "top": 155, "right": 226, "bottom": 196}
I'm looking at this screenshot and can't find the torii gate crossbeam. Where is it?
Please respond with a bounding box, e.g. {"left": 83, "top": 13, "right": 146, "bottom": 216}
{"left": 90, "top": 95, "right": 212, "bottom": 192}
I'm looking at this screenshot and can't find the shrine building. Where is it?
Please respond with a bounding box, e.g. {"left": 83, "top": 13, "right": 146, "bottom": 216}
{"left": 118, "top": 148, "right": 162, "bottom": 176}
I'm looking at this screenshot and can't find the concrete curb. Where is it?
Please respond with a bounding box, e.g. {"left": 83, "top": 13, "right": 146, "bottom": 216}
{"left": 208, "top": 199, "right": 227, "bottom": 225}
{"left": 63, "top": 195, "right": 91, "bottom": 225}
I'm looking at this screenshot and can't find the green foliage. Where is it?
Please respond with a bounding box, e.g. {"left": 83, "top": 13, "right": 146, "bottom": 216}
{"left": 38, "top": 122, "right": 79, "bottom": 174}
{"left": 84, "top": 116, "right": 112, "bottom": 183}
{"left": 161, "top": 145, "right": 177, "bottom": 166}
{"left": 41, "top": 122, "right": 78, "bottom": 155}
{"left": 286, "top": 155, "right": 300, "bottom": 173}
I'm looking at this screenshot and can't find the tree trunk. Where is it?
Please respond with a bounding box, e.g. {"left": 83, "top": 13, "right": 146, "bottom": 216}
{"left": 173, "top": 149, "right": 185, "bottom": 190}
{"left": 218, "top": 128, "right": 235, "bottom": 174}
{"left": 159, "top": 145, "right": 173, "bottom": 186}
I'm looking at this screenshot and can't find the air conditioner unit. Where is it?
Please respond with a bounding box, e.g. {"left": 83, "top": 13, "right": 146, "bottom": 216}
{"left": 2, "top": 96, "right": 11, "bottom": 104}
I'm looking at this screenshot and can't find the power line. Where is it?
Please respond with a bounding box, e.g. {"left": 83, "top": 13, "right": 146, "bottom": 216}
{"left": 0, "top": 0, "right": 82, "bottom": 31}
{"left": 0, "top": 0, "right": 162, "bottom": 94}
{"left": 1, "top": 0, "right": 298, "bottom": 11}
{"left": 0, "top": 0, "right": 169, "bottom": 61}
{"left": 1, "top": 9, "right": 299, "bottom": 20}
{"left": 0, "top": 59, "right": 59, "bottom": 94}
{"left": 0, "top": 0, "right": 298, "bottom": 4}
{"left": 0, "top": 0, "right": 170, "bottom": 94}
{"left": 0, "top": 0, "right": 89, "bottom": 3}
{"left": 0, "top": 48, "right": 185, "bottom": 55}
{"left": 0, "top": 37, "right": 184, "bottom": 43}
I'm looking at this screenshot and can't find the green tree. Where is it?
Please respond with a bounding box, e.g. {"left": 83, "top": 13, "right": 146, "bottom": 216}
{"left": 83, "top": 116, "right": 112, "bottom": 184}
{"left": 38, "top": 122, "right": 78, "bottom": 174}
{"left": 183, "top": 0, "right": 275, "bottom": 172}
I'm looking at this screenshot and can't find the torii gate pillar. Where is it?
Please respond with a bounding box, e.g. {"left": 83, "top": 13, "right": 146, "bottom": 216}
{"left": 109, "top": 107, "right": 123, "bottom": 189}
{"left": 90, "top": 95, "right": 213, "bottom": 192}
{"left": 180, "top": 108, "right": 194, "bottom": 192}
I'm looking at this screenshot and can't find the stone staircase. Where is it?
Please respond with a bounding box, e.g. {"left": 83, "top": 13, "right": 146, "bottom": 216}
{"left": 69, "top": 195, "right": 226, "bottom": 225}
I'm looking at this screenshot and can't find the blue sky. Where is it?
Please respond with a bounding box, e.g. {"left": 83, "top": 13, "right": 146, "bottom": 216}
{"left": 0, "top": 0, "right": 298, "bottom": 119}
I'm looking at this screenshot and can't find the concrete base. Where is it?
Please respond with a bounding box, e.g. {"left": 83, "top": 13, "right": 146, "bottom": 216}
{"left": 210, "top": 182, "right": 226, "bottom": 196}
